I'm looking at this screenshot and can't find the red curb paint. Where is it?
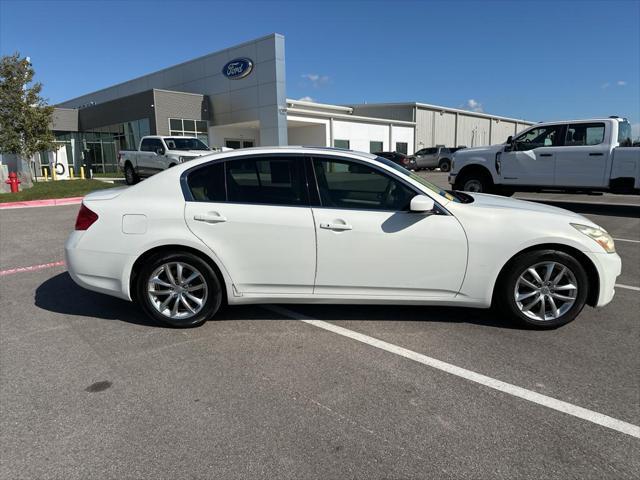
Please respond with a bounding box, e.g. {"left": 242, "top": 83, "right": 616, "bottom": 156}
{"left": 0, "top": 197, "right": 83, "bottom": 210}
{"left": 0, "top": 260, "right": 66, "bottom": 277}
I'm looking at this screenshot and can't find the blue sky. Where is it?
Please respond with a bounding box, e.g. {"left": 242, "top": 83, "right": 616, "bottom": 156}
{"left": 1, "top": 0, "right": 638, "bottom": 132}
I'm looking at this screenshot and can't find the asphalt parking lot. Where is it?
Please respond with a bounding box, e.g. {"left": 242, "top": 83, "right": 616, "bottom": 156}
{"left": 1, "top": 175, "right": 639, "bottom": 479}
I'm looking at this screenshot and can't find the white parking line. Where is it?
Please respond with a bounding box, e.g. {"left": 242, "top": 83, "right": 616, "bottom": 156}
{"left": 266, "top": 305, "right": 640, "bottom": 439}
{"left": 613, "top": 237, "right": 640, "bottom": 244}
{"left": 616, "top": 283, "right": 640, "bottom": 292}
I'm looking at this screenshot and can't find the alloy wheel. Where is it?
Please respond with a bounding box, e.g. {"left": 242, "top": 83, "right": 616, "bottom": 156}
{"left": 147, "top": 262, "right": 208, "bottom": 320}
{"left": 514, "top": 261, "right": 578, "bottom": 322}
{"left": 463, "top": 179, "right": 483, "bottom": 192}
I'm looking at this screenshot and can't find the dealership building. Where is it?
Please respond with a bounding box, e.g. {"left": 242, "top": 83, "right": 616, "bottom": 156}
{"left": 42, "top": 33, "right": 534, "bottom": 174}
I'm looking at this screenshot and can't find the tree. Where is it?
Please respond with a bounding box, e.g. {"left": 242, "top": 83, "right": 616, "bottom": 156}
{"left": 0, "top": 53, "right": 55, "bottom": 166}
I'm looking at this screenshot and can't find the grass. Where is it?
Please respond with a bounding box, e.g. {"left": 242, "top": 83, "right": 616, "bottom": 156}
{"left": 91, "top": 172, "right": 124, "bottom": 178}
{"left": 0, "top": 179, "right": 122, "bottom": 203}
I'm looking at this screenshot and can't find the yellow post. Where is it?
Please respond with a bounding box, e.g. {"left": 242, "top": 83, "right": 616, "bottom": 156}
{"left": 43, "top": 166, "right": 49, "bottom": 181}
{"left": 52, "top": 165, "right": 57, "bottom": 181}
{"left": 80, "top": 166, "right": 85, "bottom": 179}
{"left": 69, "top": 166, "right": 75, "bottom": 179}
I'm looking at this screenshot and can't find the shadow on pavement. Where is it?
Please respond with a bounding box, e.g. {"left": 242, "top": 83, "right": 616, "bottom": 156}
{"left": 36, "top": 273, "right": 523, "bottom": 330}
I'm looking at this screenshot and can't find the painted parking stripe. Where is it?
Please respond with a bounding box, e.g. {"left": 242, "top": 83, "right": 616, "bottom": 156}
{"left": 616, "top": 283, "right": 640, "bottom": 292}
{"left": 266, "top": 305, "right": 640, "bottom": 439}
{"left": 613, "top": 237, "right": 640, "bottom": 244}
{"left": 0, "top": 261, "right": 66, "bottom": 277}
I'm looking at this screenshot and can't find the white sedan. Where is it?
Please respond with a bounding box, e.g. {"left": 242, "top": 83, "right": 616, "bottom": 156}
{"left": 66, "top": 147, "right": 621, "bottom": 329}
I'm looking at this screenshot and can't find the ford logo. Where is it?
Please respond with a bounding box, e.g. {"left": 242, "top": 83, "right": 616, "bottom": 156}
{"left": 222, "top": 58, "right": 254, "bottom": 79}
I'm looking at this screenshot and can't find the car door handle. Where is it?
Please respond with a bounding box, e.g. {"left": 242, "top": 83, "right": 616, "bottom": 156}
{"left": 589, "top": 152, "right": 604, "bottom": 156}
{"left": 320, "top": 222, "right": 352, "bottom": 231}
{"left": 194, "top": 212, "right": 227, "bottom": 223}
{"left": 539, "top": 153, "right": 553, "bottom": 157}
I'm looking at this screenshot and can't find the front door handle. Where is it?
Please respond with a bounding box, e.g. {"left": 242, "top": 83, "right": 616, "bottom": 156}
{"left": 539, "top": 153, "right": 553, "bottom": 157}
{"left": 589, "top": 152, "right": 604, "bottom": 156}
{"left": 320, "top": 222, "right": 352, "bottom": 231}
{"left": 194, "top": 212, "right": 227, "bottom": 223}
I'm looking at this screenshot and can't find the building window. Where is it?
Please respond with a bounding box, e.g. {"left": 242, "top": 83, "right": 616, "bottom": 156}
{"left": 369, "top": 141, "right": 383, "bottom": 153}
{"left": 334, "top": 139, "right": 350, "bottom": 149}
{"left": 169, "top": 118, "right": 209, "bottom": 146}
{"left": 395, "top": 142, "right": 408, "bottom": 154}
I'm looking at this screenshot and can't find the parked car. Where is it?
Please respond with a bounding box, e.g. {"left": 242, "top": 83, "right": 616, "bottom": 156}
{"left": 118, "top": 136, "right": 212, "bottom": 185}
{"left": 449, "top": 117, "right": 639, "bottom": 194}
{"left": 67, "top": 146, "right": 620, "bottom": 329}
{"left": 374, "top": 151, "right": 417, "bottom": 170}
{"left": 413, "top": 146, "right": 457, "bottom": 172}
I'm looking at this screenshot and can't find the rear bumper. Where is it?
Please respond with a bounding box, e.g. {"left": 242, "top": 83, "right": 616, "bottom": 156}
{"left": 584, "top": 251, "right": 622, "bottom": 307}
{"left": 65, "top": 231, "right": 132, "bottom": 300}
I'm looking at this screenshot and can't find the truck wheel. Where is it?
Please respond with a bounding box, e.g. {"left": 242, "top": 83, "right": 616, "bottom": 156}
{"left": 438, "top": 159, "right": 451, "bottom": 172}
{"left": 455, "top": 170, "right": 493, "bottom": 193}
{"left": 168, "top": 163, "right": 176, "bottom": 168}
{"left": 124, "top": 163, "right": 139, "bottom": 185}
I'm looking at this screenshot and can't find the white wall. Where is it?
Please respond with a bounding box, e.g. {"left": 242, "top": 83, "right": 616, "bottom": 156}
{"left": 390, "top": 125, "right": 414, "bottom": 154}
{"left": 288, "top": 125, "right": 327, "bottom": 146}
{"left": 209, "top": 126, "right": 260, "bottom": 148}
{"left": 333, "top": 120, "right": 389, "bottom": 153}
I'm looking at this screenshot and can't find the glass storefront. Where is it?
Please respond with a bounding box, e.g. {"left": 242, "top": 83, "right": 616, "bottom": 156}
{"left": 169, "top": 118, "right": 209, "bottom": 145}
{"left": 49, "top": 118, "right": 150, "bottom": 175}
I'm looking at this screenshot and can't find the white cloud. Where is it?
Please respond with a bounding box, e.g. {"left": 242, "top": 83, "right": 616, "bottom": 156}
{"left": 465, "top": 99, "right": 484, "bottom": 113}
{"left": 617, "top": 80, "right": 627, "bottom": 86}
{"left": 301, "top": 73, "right": 330, "bottom": 88}
{"left": 298, "top": 96, "right": 315, "bottom": 102}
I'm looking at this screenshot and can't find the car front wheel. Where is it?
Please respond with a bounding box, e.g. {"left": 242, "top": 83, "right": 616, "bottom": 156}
{"left": 136, "top": 252, "right": 223, "bottom": 327}
{"left": 495, "top": 250, "right": 589, "bottom": 328}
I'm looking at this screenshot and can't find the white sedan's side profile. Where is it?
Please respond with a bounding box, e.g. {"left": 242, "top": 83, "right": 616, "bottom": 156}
{"left": 65, "top": 147, "right": 621, "bottom": 329}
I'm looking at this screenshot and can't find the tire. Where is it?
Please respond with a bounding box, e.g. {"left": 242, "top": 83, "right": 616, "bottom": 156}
{"left": 438, "top": 159, "right": 451, "bottom": 172}
{"left": 124, "top": 163, "right": 139, "bottom": 185}
{"left": 136, "top": 251, "right": 223, "bottom": 327}
{"left": 494, "top": 250, "right": 589, "bottom": 329}
{"left": 454, "top": 170, "right": 493, "bottom": 193}
{"left": 498, "top": 187, "right": 515, "bottom": 197}
{"left": 168, "top": 163, "right": 176, "bottom": 168}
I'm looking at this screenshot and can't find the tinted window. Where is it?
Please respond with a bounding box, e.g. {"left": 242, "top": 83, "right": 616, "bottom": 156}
{"left": 313, "top": 158, "right": 414, "bottom": 211}
{"left": 164, "top": 137, "right": 209, "bottom": 151}
{"left": 369, "top": 141, "right": 383, "bottom": 153}
{"left": 140, "top": 138, "right": 154, "bottom": 151}
{"left": 617, "top": 121, "right": 633, "bottom": 147}
{"left": 226, "top": 157, "right": 308, "bottom": 206}
{"left": 396, "top": 142, "right": 408, "bottom": 154}
{"left": 187, "top": 162, "right": 225, "bottom": 202}
{"left": 514, "top": 126, "right": 563, "bottom": 151}
{"left": 334, "top": 139, "right": 350, "bottom": 149}
{"left": 564, "top": 123, "right": 605, "bottom": 146}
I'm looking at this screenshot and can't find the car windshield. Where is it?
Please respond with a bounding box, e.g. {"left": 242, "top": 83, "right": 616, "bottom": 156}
{"left": 164, "top": 138, "right": 209, "bottom": 151}
{"left": 374, "top": 155, "right": 460, "bottom": 202}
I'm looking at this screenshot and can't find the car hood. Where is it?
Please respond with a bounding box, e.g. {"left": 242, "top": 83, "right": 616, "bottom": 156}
{"left": 454, "top": 144, "right": 504, "bottom": 157}
{"left": 464, "top": 192, "right": 588, "bottom": 220}
{"left": 177, "top": 150, "right": 211, "bottom": 156}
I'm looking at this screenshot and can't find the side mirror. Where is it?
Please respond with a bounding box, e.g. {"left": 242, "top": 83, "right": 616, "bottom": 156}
{"left": 504, "top": 136, "right": 514, "bottom": 152}
{"left": 410, "top": 195, "right": 435, "bottom": 213}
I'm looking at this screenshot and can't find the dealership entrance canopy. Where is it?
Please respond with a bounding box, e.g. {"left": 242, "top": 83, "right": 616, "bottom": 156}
{"left": 46, "top": 33, "right": 534, "bottom": 174}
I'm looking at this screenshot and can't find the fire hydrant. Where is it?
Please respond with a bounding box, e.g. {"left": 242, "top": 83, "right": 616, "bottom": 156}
{"left": 5, "top": 172, "right": 20, "bottom": 193}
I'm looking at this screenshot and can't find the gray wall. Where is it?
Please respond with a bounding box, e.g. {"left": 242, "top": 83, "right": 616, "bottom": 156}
{"left": 51, "top": 108, "right": 78, "bottom": 131}
{"left": 59, "top": 33, "right": 288, "bottom": 146}
{"left": 153, "top": 90, "right": 208, "bottom": 136}
{"left": 350, "top": 104, "right": 414, "bottom": 122}
{"left": 78, "top": 90, "right": 155, "bottom": 132}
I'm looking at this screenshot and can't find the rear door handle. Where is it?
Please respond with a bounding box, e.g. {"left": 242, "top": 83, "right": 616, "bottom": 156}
{"left": 194, "top": 212, "right": 227, "bottom": 223}
{"left": 320, "top": 222, "right": 352, "bottom": 231}
{"left": 589, "top": 152, "right": 604, "bottom": 156}
{"left": 539, "top": 153, "right": 553, "bottom": 157}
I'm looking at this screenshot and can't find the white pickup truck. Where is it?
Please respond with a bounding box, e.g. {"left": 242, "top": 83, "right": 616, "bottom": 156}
{"left": 449, "top": 117, "right": 639, "bottom": 195}
{"left": 118, "top": 136, "right": 213, "bottom": 185}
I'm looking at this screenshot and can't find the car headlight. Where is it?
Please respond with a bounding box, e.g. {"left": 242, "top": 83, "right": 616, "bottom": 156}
{"left": 571, "top": 223, "right": 615, "bottom": 253}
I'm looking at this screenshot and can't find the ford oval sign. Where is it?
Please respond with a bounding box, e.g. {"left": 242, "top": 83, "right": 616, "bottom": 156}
{"left": 223, "top": 58, "right": 254, "bottom": 79}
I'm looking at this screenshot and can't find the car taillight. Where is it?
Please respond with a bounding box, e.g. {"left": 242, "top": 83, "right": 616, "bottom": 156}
{"left": 402, "top": 158, "right": 409, "bottom": 164}
{"left": 75, "top": 204, "right": 99, "bottom": 230}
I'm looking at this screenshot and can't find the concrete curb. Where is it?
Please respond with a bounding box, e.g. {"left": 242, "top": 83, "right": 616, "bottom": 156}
{"left": 0, "top": 196, "right": 83, "bottom": 210}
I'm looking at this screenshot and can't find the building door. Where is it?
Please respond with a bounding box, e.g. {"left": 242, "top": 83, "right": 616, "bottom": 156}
{"left": 225, "top": 139, "right": 254, "bottom": 149}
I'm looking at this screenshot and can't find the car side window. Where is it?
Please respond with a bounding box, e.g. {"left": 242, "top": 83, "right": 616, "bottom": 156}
{"left": 514, "top": 126, "right": 562, "bottom": 151}
{"left": 140, "top": 139, "right": 153, "bottom": 151}
{"left": 226, "top": 156, "right": 308, "bottom": 206}
{"left": 565, "top": 123, "right": 605, "bottom": 146}
{"left": 312, "top": 157, "right": 414, "bottom": 211}
{"left": 186, "top": 162, "right": 226, "bottom": 202}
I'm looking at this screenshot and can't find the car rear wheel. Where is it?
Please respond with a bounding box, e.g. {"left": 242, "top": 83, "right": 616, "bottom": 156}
{"left": 495, "top": 250, "right": 588, "bottom": 328}
{"left": 438, "top": 159, "right": 451, "bottom": 172}
{"left": 124, "top": 163, "right": 139, "bottom": 185}
{"left": 136, "top": 252, "right": 223, "bottom": 327}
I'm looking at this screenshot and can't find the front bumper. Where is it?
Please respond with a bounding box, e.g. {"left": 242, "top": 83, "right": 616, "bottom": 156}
{"left": 584, "top": 251, "right": 622, "bottom": 307}
{"left": 448, "top": 173, "right": 456, "bottom": 185}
